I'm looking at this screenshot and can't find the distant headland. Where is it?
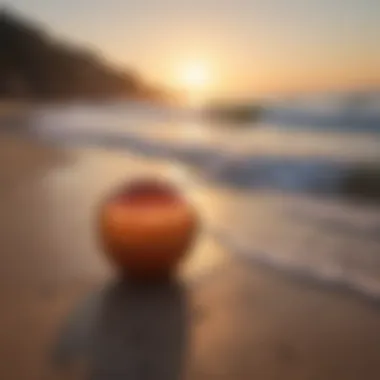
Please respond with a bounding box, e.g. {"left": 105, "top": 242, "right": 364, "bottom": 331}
{"left": 0, "top": 9, "right": 168, "bottom": 102}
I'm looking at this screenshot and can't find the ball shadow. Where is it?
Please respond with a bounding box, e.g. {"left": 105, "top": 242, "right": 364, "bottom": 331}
{"left": 53, "top": 279, "right": 189, "bottom": 380}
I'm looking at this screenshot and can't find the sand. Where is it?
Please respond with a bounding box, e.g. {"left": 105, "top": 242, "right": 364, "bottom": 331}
{"left": 0, "top": 133, "right": 379, "bottom": 380}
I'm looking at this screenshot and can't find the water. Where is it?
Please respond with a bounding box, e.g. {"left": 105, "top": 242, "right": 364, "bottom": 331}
{"left": 24, "top": 101, "right": 380, "bottom": 300}
{"left": 264, "top": 91, "right": 380, "bottom": 132}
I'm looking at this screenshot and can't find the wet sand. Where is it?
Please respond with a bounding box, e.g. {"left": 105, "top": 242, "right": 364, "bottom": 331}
{"left": 0, "top": 134, "right": 379, "bottom": 380}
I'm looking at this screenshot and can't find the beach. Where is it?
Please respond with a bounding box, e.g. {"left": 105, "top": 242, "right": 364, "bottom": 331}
{"left": 0, "top": 133, "right": 379, "bottom": 380}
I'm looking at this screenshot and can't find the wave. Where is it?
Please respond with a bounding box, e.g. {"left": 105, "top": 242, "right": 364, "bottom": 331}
{"left": 210, "top": 194, "right": 380, "bottom": 302}
{"left": 28, "top": 103, "right": 380, "bottom": 301}
{"left": 33, "top": 109, "right": 380, "bottom": 201}
{"left": 264, "top": 91, "right": 380, "bottom": 132}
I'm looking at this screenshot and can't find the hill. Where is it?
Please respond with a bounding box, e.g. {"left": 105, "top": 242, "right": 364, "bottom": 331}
{"left": 0, "top": 10, "right": 161, "bottom": 101}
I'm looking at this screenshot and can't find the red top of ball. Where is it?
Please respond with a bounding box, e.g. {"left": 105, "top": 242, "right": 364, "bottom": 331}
{"left": 112, "top": 179, "right": 182, "bottom": 206}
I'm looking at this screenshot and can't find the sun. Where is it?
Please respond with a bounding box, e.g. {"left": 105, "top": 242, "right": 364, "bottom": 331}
{"left": 175, "top": 61, "right": 212, "bottom": 105}
{"left": 177, "top": 62, "right": 211, "bottom": 92}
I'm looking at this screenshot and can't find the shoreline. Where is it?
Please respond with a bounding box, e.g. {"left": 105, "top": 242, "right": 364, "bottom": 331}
{"left": 2, "top": 131, "right": 380, "bottom": 302}
{"left": 0, "top": 133, "right": 380, "bottom": 379}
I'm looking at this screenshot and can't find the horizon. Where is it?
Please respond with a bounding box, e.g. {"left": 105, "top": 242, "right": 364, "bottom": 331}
{"left": 6, "top": 0, "right": 380, "bottom": 101}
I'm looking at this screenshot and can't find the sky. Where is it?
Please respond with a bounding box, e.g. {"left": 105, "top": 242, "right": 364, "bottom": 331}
{"left": 8, "top": 0, "right": 380, "bottom": 99}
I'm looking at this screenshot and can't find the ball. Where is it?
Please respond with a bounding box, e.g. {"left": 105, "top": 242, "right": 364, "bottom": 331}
{"left": 98, "top": 178, "right": 198, "bottom": 281}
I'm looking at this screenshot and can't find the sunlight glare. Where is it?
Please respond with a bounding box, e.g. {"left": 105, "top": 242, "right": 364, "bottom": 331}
{"left": 181, "top": 62, "right": 209, "bottom": 89}
{"left": 177, "top": 61, "right": 212, "bottom": 93}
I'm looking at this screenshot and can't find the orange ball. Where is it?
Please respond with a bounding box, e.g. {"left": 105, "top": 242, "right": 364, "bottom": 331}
{"left": 98, "top": 178, "right": 198, "bottom": 281}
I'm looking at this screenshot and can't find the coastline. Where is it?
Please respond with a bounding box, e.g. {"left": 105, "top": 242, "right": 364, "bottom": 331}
{"left": 0, "top": 133, "right": 379, "bottom": 379}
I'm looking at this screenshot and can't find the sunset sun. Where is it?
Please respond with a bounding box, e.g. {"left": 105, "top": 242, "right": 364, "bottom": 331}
{"left": 180, "top": 62, "right": 209, "bottom": 90}
{"left": 175, "top": 61, "right": 212, "bottom": 104}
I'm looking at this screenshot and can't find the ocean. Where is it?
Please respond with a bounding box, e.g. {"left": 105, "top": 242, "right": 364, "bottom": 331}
{"left": 19, "top": 99, "right": 380, "bottom": 300}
